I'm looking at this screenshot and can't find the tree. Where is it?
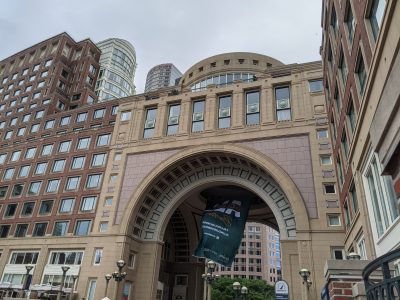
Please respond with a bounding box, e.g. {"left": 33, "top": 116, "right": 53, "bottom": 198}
{"left": 211, "top": 277, "right": 275, "bottom": 300}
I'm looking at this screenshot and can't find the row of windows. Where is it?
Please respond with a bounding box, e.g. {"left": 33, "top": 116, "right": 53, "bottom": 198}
{"left": 0, "top": 98, "right": 55, "bottom": 122}
{"left": 1, "top": 153, "right": 107, "bottom": 181}
{"left": 0, "top": 134, "right": 111, "bottom": 164}
{"left": 0, "top": 219, "right": 92, "bottom": 238}
{"left": 0, "top": 174, "right": 103, "bottom": 199}
{"left": 2, "top": 196, "right": 98, "bottom": 219}
{"left": 0, "top": 73, "right": 49, "bottom": 103}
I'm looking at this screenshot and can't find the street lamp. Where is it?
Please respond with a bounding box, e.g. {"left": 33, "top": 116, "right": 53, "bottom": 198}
{"left": 299, "top": 268, "right": 312, "bottom": 289}
{"left": 201, "top": 260, "right": 219, "bottom": 300}
{"left": 24, "top": 264, "right": 34, "bottom": 298}
{"left": 112, "top": 260, "right": 127, "bottom": 300}
{"left": 56, "top": 265, "right": 70, "bottom": 300}
{"left": 104, "top": 274, "right": 112, "bottom": 298}
{"left": 69, "top": 275, "right": 78, "bottom": 300}
{"left": 241, "top": 286, "right": 248, "bottom": 299}
{"left": 233, "top": 282, "right": 241, "bottom": 300}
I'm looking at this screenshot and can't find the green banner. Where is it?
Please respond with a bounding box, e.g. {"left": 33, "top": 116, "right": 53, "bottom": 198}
{"left": 194, "top": 199, "right": 251, "bottom": 266}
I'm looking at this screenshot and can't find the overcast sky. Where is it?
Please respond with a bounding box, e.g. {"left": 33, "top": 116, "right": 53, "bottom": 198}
{"left": 0, "top": 0, "right": 322, "bottom": 93}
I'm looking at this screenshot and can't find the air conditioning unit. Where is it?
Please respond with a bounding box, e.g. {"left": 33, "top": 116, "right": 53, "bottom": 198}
{"left": 247, "top": 103, "right": 259, "bottom": 114}
{"left": 192, "top": 112, "right": 204, "bottom": 121}
{"left": 168, "top": 116, "right": 179, "bottom": 125}
{"left": 277, "top": 98, "right": 290, "bottom": 109}
{"left": 219, "top": 107, "right": 231, "bottom": 118}
{"left": 145, "top": 119, "right": 155, "bottom": 129}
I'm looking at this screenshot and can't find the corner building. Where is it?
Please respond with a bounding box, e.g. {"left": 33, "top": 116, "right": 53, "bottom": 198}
{"left": 1, "top": 49, "right": 343, "bottom": 300}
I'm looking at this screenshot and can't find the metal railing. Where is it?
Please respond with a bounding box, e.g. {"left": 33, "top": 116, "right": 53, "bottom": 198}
{"left": 363, "top": 248, "right": 400, "bottom": 299}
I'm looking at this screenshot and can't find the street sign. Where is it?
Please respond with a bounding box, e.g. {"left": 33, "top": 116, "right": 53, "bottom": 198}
{"left": 275, "top": 280, "right": 289, "bottom": 300}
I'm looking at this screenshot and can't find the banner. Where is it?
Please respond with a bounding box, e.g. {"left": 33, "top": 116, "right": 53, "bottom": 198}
{"left": 194, "top": 198, "right": 251, "bottom": 266}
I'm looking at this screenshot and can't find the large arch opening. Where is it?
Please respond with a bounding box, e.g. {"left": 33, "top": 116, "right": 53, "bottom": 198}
{"left": 120, "top": 146, "right": 312, "bottom": 300}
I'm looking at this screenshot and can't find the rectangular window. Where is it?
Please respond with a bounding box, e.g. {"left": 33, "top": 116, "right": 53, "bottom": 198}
{"left": 337, "top": 156, "right": 344, "bottom": 187}
{"left": 328, "top": 214, "right": 341, "bottom": 226}
{"left": 324, "top": 184, "right": 336, "bottom": 194}
{"left": 53, "top": 221, "right": 69, "bottom": 236}
{"left": 18, "top": 165, "right": 30, "bottom": 178}
{"left": 41, "top": 144, "right": 53, "bottom": 156}
{"left": 25, "top": 148, "right": 36, "bottom": 159}
{"left": 76, "top": 112, "right": 88, "bottom": 122}
{"left": 350, "top": 183, "right": 359, "bottom": 213}
{"left": 58, "top": 141, "right": 71, "bottom": 153}
{"left": 218, "top": 95, "right": 232, "bottom": 129}
{"left": 331, "top": 4, "right": 338, "bottom": 35}
{"left": 86, "top": 174, "right": 102, "bottom": 189}
{"left": 86, "top": 279, "right": 97, "bottom": 300}
{"left": 334, "top": 85, "right": 341, "bottom": 113}
{"left": 12, "top": 183, "right": 24, "bottom": 197}
{"left": 355, "top": 53, "right": 367, "bottom": 95}
{"left": 59, "top": 198, "right": 74, "bottom": 213}
{"left": 93, "top": 249, "right": 103, "bottom": 265}
{"left": 192, "top": 100, "right": 205, "bottom": 132}
{"left": 0, "top": 186, "right": 8, "bottom": 199}
{"left": 96, "top": 134, "right": 111, "bottom": 146}
{"left": 28, "top": 181, "right": 42, "bottom": 195}
{"left": 341, "top": 130, "right": 349, "bottom": 158}
{"left": 60, "top": 115, "right": 71, "bottom": 126}
{"left": 39, "top": 200, "right": 53, "bottom": 215}
{"left": 345, "top": 2, "right": 355, "bottom": 44}
{"left": 32, "top": 223, "right": 47, "bottom": 236}
{"left": 49, "top": 251, "right": 83, "bottom": 265}
{"left": 75, "top": 220, "right": 91, "bottom": 236}
{"left": 167, "top": 104, "right": 180, "bottom": 135}
{"left": 317, "top": 129, "right": 328, "bottom": 139}
{"left": 71, "top": 156, "right": 86, "bottom": 169}
{"left": 94, "top": 108, "right": 105, "bottom": 119}
{"left": 15, "top": 224, "right": 29, "bottom": 237}
{"left": 80, "top": 196, "right": 97, "bottom": 212}
{"left": 46, "top": 179, "right": 60, "bottom": 193}
{"left": 66, "top": 176, "right": 80, "bottom": 191}
{"left": 52, "top": 159, "right": 66, "bottom": 172}
{"left": 21, "top": 202, "right": 35, "bottom": 216}
{"left": 121, "top": 111, "right": 132, "bottom": 122}
{"left": 0, "top": 225, "right": 10, "bottom": 238}
{"left": 369, "top": 0, "right": 386, "bottom": 39}
{"left": 339, "top": 50, "right": 348, "bottom": 84}
{"left": 3, "top": 168, "right": 15, "bottom": 180}
{"left": 35, "top": 162, "right": 48, "bottom": 175}
{"left": 44, "top": 119, "right": 55, "bottom": 130}
{"left": 309, "top": 79, "right": 323, "bottom": 92}
{"left": 246, "top": 91, "right": 260, "bottom": 125}
{"left": 347, "top": 97, "right": 357, "bottom": 134}
{"left": 99, "top": 222, "right": 108, "bottom": 232}
{"left": 5, "top": 203, "right": 17, "bottom": 217}
{"left": 77, "top": 137, "right": 91, "bottom": 150}
{"left": 91, "top": 153, "right": 107, "bottom": 167}
{"left": 275, "top": 86, "right": 291, "bottom": 121}
{"left": 144, "top": 108, "right": 157, "bottom": 138}
{"left": 0, "top": 153, "right": 7, "bottom": 164}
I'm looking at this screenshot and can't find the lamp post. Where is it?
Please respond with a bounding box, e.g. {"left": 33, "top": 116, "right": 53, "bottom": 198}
{"left": 241, "top": 286, "right": 248, "bottom": 300}
{"left": 201, "top": 260, "right": 218, "bottom": 300}
{"left": 299, "top": 268, "right": 312, "bottom": 300}
{"left": 24, "top": 264, "right": 33, "bottom": 299}
{"left": 112, "top": 260, "right": 127, "bottom": 300}
{"left": 56, "top": 265, "right": 70, "bottom": 300}
{"left": 104, "top": 274, "right": 112, "bottom": 298}
{"left": 69, "top": 275, "right": 78, "bottom": 300}
{"left": 232, "top": 282, "right": 241, "bottom": 300}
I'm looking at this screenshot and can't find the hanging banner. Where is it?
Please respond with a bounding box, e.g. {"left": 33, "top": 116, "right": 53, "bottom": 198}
{"left": 194, "top": 198, "right": 251, "bottom": 266}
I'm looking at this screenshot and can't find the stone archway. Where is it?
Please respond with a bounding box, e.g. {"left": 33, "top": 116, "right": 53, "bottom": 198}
{"left": 119, "top": 144, "right": 313, "bottom": 300}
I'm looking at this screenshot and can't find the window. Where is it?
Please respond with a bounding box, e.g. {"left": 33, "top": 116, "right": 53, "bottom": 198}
{"left": 0, "top": 153, "right": 7, "bottom": 164}
{"left": 111, "top": 105, "right": 118, "bottom": 115}
{"left": 0, "top": 225, "right": 10, "bottom": 238}
{"left": 28, "top": 181, "right": 42, "bottom": 195}
{"left": 44, "top": 119, "right": 55, "bottom": 130}
{"left": 53, "top": 221, "right": 68, "bottom": 236}
{"left": 357, "top": 235, "right": 367, "bottom": 259}
{"left": 18, "top": 165, "right": 30, "bottom": 178}
{"left": 128, "top": 252, "right": 136, "bottom": 268}
{"left": 3, "top": 168, "right": 15, "bottom": 180}
{"left": 345, "top": 2, "right": 355, "bottom": 44}
{"left": 339, "top": 50, "right": 348, "bottom": 84}
{"left": 86, "top": 174, "right": 102, "bottom": 189}
{"left": 80, "top": 196, "right": 97, "bottom": 212}
{"left": 4, "top": 130, "right": 13, "bottom": 140}
{"left": 121, "top": 111, "right": 132, "bottom": 122}
{"left": 328, "top": 215, "right": 341, "bottom": 226}
{"left": 331, "top": 4, "right": 338, "bottom": 35}
{"left": 24, "top": 147, "right": 36, "bottom": 159}
{"left": 0, "top": 186, "right": 8, "bottom": 199}
{"left": 355, "top": 52, "right": 367, "bottom": 95}
{"left": 93, "top": 248, "right": 103, "bottom": 265}
{"left": 5, "top": 203, "right": 17, "bottom": 217}
{"left": 17, "top": 127, "right": 26, "bottom": 136}
{"left": 347, "top": 97, "right": 357, "bottom": 134}
{"left": 94, "top": 108, "right": 105, "bottom": 119}
{"left": 45, "top": 59, "right": 52, "bottom": 67}
{"left": 218, "top": 95, "right": 232, "bottom": 129}
{"left": 324, "top": 184, "right": 336, "bottom": 194}
{"left": 60, "top": 115, "right": 71, "bottom": 126}
{"left": 309, "top": 79, "right": 323, "bottom": 92}
{"left": 21, "top": 202, "right": 35, "bottom": 216}
{"left": 41, "top": 70, "right": 48, "bottom": 77}
{"left": 49, "top": 251, "right": 83, "bottom": 265}
{"left": 320, "top": 156, "right": 332, "bottom": 166}
{"left": 96, "top": 134, "right": 111, "bottom": 146}
{"left": 39, "top": 200, "right": 53, "bottom": 214}
{"left": 363, "top": 154, "right": 398, "bottom": 237}
{"left": 35, "top": 110, "right": 44, "bottom": 119}
{"left": 99, "top": 222, "right": 108, "bottom": 232}
{"left": 52, "top": 159, "right": 66, "bottom": 172}
{"left": 337, "top": 156, "right": 344, "bottom": 187}
{"left": 104, "top": 198, "right": 113, "bottom": 206}
{"left": 58, "top": 140, "right": 71, "bottom": 153}
{"left": 86, "top": 280, "right": 97, "bottom": 300}
{"left": 12, "top": 184, "right": 24, "bottom": 197}
{"left": 15, "top": 224, "right": 28, "bottom": 237}
{"left": 33, "top": 64, "right": 40, "bottom": 72}
{"left": 143, "top": 108, "right": 157, "bottom": 138}
{"left": 350, "top": 183, "right": 359, "bottom": 213}
{"left": 341, "top": 131, "right": 349, "bottom": 158}
{"left": 46, "top": 179, "right": 60, "bottom": 193}
{"left": 74, "top": 220, "right": 91, "bottom": 236}
{"left": 275, "top": 86, "right": 291, "bottom": 121}
{"left": 77, "top": 137, "right": 91, "bottom": 150}
{"left": 32, "top": 223, "right": 47, "bottom": 236}
{"left": 41, "top": 144, "right": 53, "bottom": 156}
{"left": 76, "top": 112, "right": 87, "bottom": 122}
{"left": 35, "top": 162, "right": 48, "bottom": 175}
{"left": 317, "top": 129, "right": 328, "bottom": 139}
{"left": 91, "top": 153, "right": 107, "bottom": 167}
{"left": 164, "top": 104, "right": 180, "bottom": 135}
{"left": 114, "top": 153, "right": 122, "bottom": 161}
{"left": 71, "top": 156, "right": 86, "bottom": 169}
{"left": 9, "top": 251, "right": 39, "bottom": 264}
{"left": 59, "top": 198, "right": 74, "bottom": 213}
{"left": 369, "top": 0, "right": 386, "bottom": 40}
{"left": 30, "top": 123, "right": 40, "bottom": 133}
{"left": 331, "top": 248, "right": 345, "bottom": 260}
{"left": 66, "top": 176, "right": 80, "bottom": 191}
{"left": 246, "top": 91, "right": 260, "bottom": 125}
{"left": 10, "top": 117, "right": 18, "bottom": 126}
{"left": 334, "top": 85, "right": 341, "bottom": 113}
{"left": 192, "top": 100, "right": 205, "bottom": 132}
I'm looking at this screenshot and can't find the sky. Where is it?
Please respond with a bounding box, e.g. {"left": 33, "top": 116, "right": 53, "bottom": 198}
{"left": 0, "top": 0, "right": 323, "bottom": 93}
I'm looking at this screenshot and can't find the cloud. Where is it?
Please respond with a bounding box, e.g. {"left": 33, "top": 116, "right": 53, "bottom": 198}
{"left": 0, "top": 0, "right": 322, "bottom": 93}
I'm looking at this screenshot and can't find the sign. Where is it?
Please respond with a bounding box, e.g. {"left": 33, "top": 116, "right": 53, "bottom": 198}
{"left": 275, "top": 280, "right": 289, "bottom": 300}
{"left": 194, "top": 198, "right": 251, "bottom": 266}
